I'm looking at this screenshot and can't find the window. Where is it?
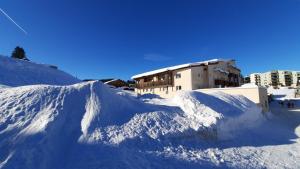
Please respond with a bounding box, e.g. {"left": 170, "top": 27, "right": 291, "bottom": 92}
{"left": 175, "top": 73, "right": 181, "bottom": 79}
{"left": 176, "top": 86, "right": 182, "bottom": 91}
{"left": 198, "top": 73, "right": 201, "bottom": 78}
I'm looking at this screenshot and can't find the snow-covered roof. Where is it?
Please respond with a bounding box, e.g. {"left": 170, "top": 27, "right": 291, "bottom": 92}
{"left": 132, "top": 59, "right": 233, "bottom": 79}
{"left": 104, "top": 79, "right": 121, "bottom": 84}
{"left": 214, "top": 68, "right": 229, "bottom": 74}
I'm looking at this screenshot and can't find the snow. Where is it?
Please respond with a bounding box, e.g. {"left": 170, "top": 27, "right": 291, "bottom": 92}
{"left": 241, "top": 83, "right": 258, "bottom": 88}
{"left": 103, "top": 79, "right": 118, "bottom": 84}
{"left": 0, "top": 80, "right": 290, "bottom": 169}
{"left": 1, "top": 59, "right": 300, "bottom": 168}
{"left": 0, "top": 55, "right": 80, "bottom": 86}
{"left": 214, "top": 68, "right": 229, "bottom": 74}
{"left": 131, "top": 58, "right": 232, "bottom": 79}
{"left": 268, "top": 87, "right": 296, "bottom": 100}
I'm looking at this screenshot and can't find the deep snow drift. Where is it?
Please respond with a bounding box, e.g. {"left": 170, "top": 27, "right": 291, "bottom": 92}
{"left": 0, "top": 55, "right": 80, "bottom": 86}
{"left": 0, "top": 81, "right": 268, "bottom": 169}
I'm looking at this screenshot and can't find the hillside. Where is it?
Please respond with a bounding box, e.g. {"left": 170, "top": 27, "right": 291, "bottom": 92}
{"left": 0, "top": 55, "right": 80, "bottom": 86}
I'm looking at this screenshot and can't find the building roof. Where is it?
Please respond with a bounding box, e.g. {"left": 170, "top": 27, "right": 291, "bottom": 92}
{"left": 131, "top": 58, "right": 234, "bottom": 79}
{"left": 104, "top": 79, "right": 123, "bottom": 84}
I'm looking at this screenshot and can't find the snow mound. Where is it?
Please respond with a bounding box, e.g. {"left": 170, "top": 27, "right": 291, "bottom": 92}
{"left": 0, "top": 55, "right": 80, "bottom": 86}
{"left": 173, "top": 91, "right": 263, "bottom": 139}
{"left": 268, "top": 87, "right": 296, "bottom": 100}
{"left": 240, "top": 83, "right": 258, "bottom": 88}
{"left": 0, "top": 81, "right": 263, "bottom": 168}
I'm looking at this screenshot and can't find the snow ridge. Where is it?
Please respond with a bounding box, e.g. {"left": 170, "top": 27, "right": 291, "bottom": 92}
{"left": 0, "top": 55, "right": 80, "bottom": 86}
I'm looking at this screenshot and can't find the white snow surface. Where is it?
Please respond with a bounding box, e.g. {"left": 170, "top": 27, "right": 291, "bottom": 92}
{"left": 0, "top": 55, "right": 80, "bottom": 86}
{"left": 0, "top": 81, "right": 299, "bottom": 169}
{"left": 268, "top": 87, "right": 296, "bottom": 100}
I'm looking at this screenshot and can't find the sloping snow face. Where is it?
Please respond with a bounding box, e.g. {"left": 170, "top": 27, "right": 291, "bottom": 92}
{"left": 0, "top": 55, "right": 80, "bottom": 86}
{"left": 0, "top": 81, "right": 263, "bottom": 169}
{"left": 172, "top": 91, "right": 263, "bottom": 139}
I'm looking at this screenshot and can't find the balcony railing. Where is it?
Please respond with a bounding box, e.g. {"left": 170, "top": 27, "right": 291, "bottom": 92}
{"left": 215, "top": 79, "right": 239, "bottom": 87}
{"left": 136, "top": 80, "right": 173, "bottom": 89}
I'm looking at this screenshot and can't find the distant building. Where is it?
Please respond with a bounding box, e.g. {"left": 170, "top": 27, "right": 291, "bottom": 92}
{"left": 292, "top": 71, "right": 300, "bottom": 87}
{"left": 103, "top": 79, "right": 128, "bottom": 88}
{"left": 132, "top": 59, "right": 241, "bottom": 98}
{"left": 249, "top": 70, "right": 300, "bottom": 87}
{"left": 83, "top": 78, "right": 129, "bottom": 88}
{"left": 243, "top": 76, "right": 250, "bottom": 84}
{"left": 278, "top": 70, "right": 292, "bottom": 86}
{"left": 250, "top": 73, "right": 261, "bottom": 86}
{"left": 260, "top": 71, "right": 279, "bottom": 87}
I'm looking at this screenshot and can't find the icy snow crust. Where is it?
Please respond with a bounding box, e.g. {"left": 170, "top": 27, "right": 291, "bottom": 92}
{"left": 0, "top": 55, "right": 79, "bottom": 86}
{"left": 0, "top": 81, "right": 268, "bottom": 169}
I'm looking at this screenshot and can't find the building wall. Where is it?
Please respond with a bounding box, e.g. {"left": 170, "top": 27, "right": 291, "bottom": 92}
{"left": 134, "top": 60, "right": 241, "bottom": 98}
{"left": 292, "top": 71, "right": 300, "bottom": 87}
{"left": 278, "top": 70, "right": 292, "bottom": 86}
{"left": 191, "top": 66, "right": 209, "bottom": 89}
{"left": 134, "top": 68, "right": 193, "bottom": 98}
{"left": 250, "top": 73, "right": 261, "bottom": 86}
{"left": 196, "top": 87, "right": 269, "bottom": 112}
{"left": 207, "top": 63, "right": 226, "bottom": 87}
{"left": 173, "top": 68, "right": 193, "bottom": 91}
{"left": 252, "top": 71, "right": 280, "bottom": 87}
{"left": 260, "top": 72, "right": 272, "bottom": 86}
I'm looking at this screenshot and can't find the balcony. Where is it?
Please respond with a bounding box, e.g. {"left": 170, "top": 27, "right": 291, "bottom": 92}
{"left": 134, "top": 71, "right": 174, "bottom": 89}
{"left": 135, "top": 79, "right": 173, "bottom": 89}
{"left": 215, "top": 79, "right": 239, "bottom": 87}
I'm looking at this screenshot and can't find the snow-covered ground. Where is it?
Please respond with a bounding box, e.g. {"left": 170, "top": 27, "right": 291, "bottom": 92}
{"left": 1, "top": 56, "right": 300, "bottom": 169}
{"left": 0, "top": 81, "right": 299, "bottom": 169}
{"left": 0, "top": 55, "right": 80, "bottom": 86}
{"left": 268, "top": 87, "right": 297, "bottom": 100}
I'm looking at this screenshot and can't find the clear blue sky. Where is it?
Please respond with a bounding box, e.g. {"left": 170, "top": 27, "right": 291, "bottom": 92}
{"left": 1, "top": 0, "right": 300, "bottom": 80}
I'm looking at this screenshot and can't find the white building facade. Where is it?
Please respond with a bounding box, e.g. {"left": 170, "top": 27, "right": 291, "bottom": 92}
{"left": 132, "top": 59, "right": 241, "bottom": 98}
{"left": 250, "top": 73, "right": 261, "bottom": 86}
{"left": 250, "top": 70, "right": 300, "bottom": 87}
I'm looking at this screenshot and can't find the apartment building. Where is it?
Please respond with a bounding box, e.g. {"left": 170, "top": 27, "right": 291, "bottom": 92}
{"left": 132, "top": 59, "right": 241, "bottom": 98}
{"left": 292, "top": 71, "right": 300, "bottom": 87}
{"left": 260, "top": 71, "right": 279, "bottom": 87}
{"left": 250, "top": 73, "right": 261, "bottom": 86}
{"left": 277, "top": 70, "right": 292, "bottom": 86}
{"left": 249, "top": 70, "right": 300, "bottom": 87}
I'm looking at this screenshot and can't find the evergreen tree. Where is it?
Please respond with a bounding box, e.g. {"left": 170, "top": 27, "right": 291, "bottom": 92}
{"left": 11, "top": 46, "right": 29, "bottom": 60}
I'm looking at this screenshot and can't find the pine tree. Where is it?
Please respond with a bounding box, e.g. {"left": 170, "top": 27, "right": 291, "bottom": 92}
{"left": 11, "top": 46, "right": 29, "bottom": 60}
